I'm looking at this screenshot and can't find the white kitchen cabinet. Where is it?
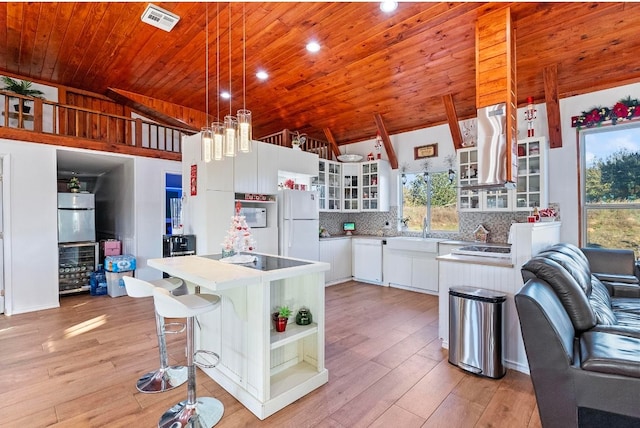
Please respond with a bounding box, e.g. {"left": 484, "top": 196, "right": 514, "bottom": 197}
{"left": 234, "top": 141, "right": 280, "bottom": 194}
{"left": 361, "top": 160, "right": 391, "bottom": 212}
{"left": 383, "top": 246, "right": 438, "bottom": 294}
{"left": 313, "top": 160, "right": 341, "bottom": 212}
{"left": 278, "top": 146, "right": 319, "bottom": 176}
{"left": 352, "top": 238, "right": 383, "bottom": 284}
{"left": 341, "top": 163, "right": 360, "bottom": 212}
{"left": 319, "top": 237, "right": 352, "bottom": 284}
{"left": 515, "top": 137, "right": 548, "bottom": 211}
{"left": 458, "top": 147, "right": 481, "bottom": 211}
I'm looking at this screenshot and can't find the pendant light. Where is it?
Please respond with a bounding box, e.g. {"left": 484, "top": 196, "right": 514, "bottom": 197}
{"left": 212, "top": 3, "right": 224, "bottom": 161}
{"left": 237, "top": 3, "right": 252, "bottom": 153}
{"left": 224, "top": 3, "right": 237, "bottom": 157}
{"left": 201, "top": 4, "right": 213, "bottom": 162}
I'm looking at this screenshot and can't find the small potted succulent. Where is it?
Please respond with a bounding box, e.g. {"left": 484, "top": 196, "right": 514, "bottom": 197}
{"left": 1, "top": 76, "right": 45, "bottom": 114}
{"left": 273, "top": 305, "right": 291, "bottom": 332}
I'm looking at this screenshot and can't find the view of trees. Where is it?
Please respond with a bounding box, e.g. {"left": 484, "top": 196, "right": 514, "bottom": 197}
{"left": 402, "top": 172, "right": 458, "bottom": 231}
{"left": 586, "top": 149, "right": 640, "bottom": 203}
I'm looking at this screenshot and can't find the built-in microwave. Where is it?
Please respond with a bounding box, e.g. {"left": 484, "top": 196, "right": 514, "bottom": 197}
{"left": 240, "top": 207, "right": 267, "bottom": 228}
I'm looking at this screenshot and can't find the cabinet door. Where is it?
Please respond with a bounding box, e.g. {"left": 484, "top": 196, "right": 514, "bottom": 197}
{"left": 411, "top": 255, "right": 438, "bottom": 292}
{"left": 383, "top": 249, "right": 412, "bottom": 287}
{"left": 332, "top": 238, "right": 352, "bottom": 281}
{"left": 342, "top": 163, "right": 360, "bottom": 212}
{"left": 257, "top": 142, "right": 279, "bottom": 194}
{"left": 234, "top": 141, "right": 258, "bottom": 193}
{"left": 319, "top": 240, "right": 334, "bottom": 283}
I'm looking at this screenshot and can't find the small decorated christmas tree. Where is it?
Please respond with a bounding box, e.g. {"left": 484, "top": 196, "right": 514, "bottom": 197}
{"left": 222, "top": 201, "right": 256, "bottom": 256}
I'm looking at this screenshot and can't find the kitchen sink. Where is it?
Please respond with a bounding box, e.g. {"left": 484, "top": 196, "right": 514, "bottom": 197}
{"left": 385, "top": 237, "right": 443, "bottom": 253}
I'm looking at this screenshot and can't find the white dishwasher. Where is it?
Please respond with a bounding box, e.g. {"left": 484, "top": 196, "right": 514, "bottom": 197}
{"left": 352, "top": 238, "right": 384, "bottom": 284}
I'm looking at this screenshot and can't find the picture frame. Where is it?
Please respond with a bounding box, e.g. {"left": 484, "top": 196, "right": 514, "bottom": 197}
{"left": 414, "top": 143, "right": 438, "bottom": 159}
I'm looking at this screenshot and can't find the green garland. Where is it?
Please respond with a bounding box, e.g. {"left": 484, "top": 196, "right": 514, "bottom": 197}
{"left": 571, "top": 96, "right": 640, "bottom": 128}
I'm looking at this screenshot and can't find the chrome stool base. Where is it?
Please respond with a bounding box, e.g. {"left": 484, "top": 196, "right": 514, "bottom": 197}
{"left": 158, "top": 397, "right": 224, "bottom": 428}
{"left": 136, "top": 365, "right": 188, "bottom": 393}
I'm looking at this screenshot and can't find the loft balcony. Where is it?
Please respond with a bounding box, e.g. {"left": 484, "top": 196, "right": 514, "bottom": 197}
{"left": 0, "top": 90, "right": 195, "bottom": 161}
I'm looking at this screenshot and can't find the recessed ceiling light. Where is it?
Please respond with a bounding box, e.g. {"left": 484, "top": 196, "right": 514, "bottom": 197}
{"left": 306, "top": 41, "right": 321, "bottom": 53}
{"left": 256, "top": 70, "right": 269, "bottom": 80}
{"left": 380, "top": 1, "right": 398, "bottom": 13}
{"left": 220, "top": 91, "right": 230, "bottom": 100}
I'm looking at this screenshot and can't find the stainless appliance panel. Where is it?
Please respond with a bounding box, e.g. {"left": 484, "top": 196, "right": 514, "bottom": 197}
{"left": 58, "top": 209, "right": 96, "bottom": 243}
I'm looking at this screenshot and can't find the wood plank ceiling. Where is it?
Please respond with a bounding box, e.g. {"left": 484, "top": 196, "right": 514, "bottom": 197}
{"left": 2, "top": 2, "right": 640, "bottom": 146}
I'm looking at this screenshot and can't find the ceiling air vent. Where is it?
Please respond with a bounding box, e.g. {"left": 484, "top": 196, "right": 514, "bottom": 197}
{"left": 141, "top": 4, "right": 180, "bottom": 32}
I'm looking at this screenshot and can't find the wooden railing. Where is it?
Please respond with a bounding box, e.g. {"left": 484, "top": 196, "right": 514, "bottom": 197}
{"left": 0, "top": 91, "right": 196, "bottom": 157}
{"left": 257, "top": 129, "right": 330, "bottom": 160}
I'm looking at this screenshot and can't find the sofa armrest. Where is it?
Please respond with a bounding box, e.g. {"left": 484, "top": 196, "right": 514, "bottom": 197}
{"left": 594, "top": 273, "right": 639, "bottom": 285}
{"left": 607, "top": 282, "right": 640, "bottom": 298}
{"left": 580, "top": 331, "right": 640, "bottom": 378}
{"left": 582, "top": 247, "right": 637, "bottom": 277}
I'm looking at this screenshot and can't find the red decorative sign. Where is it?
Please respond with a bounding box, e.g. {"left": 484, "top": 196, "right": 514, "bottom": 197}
{"left": 190, "top": 164, "right": 197, "bottom": 196}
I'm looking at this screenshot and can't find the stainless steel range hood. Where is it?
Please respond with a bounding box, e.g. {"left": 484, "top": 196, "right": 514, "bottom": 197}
{"left": 461, "top": 103, "right": 516, "bottom": 191}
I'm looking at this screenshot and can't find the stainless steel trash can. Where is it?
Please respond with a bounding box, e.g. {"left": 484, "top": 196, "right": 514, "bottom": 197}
{"left": 448, "top": 286, "right": 507, "bottom": 379}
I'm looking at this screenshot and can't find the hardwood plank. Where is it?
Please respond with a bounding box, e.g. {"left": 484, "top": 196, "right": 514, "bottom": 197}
{"left": 0, "top": 281, "right": 540, "bottom": 426}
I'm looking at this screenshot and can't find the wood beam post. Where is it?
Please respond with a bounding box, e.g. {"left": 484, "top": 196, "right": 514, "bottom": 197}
{"left": 322, "top": 128, "right": 341, "bottom": 160}
{"left": 373, "top": 113, "right": 398, "bottom": 169}
{"left": 442, "top": 94, "right": 463, "bottom": 150}
{"left": 543, "top": 64, "right": 562, "bottom": 148}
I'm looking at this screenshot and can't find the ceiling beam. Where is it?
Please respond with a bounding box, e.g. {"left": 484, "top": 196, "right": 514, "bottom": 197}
{"left": 543, "top": 64, "right": 562, "bottom": 148}
{"left": 373, "top": 113, "right": 398, "bottom": 169}
{"left": 106, "top": 88, "right": 201, "bottom": 132}
{"left": 442, "top": 94, "right": 464, "bottom": 150}
{"left": 322, "top": 128, "right": 342, "bottom": 160}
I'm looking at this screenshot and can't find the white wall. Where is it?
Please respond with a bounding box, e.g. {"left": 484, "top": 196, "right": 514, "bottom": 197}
{"left": 0, "top": 138, "right": 179, "bottom": 314}
{"left": 134, "top": 156, "right": 182, "bottom": 280}
{"left": 0, "top": 139, "right": 59, "bottom": 315}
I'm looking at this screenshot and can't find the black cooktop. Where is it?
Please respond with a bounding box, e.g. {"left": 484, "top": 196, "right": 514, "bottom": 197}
{"left": 203, "top": 253, "right": 311, "bottom": 271}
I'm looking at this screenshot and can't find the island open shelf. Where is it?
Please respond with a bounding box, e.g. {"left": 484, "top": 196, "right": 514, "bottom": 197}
{"left": 148, "top": 253, "right": 330, "bottom": 420}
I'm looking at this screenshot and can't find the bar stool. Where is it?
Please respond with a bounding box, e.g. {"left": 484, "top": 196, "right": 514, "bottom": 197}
{"left": 123, "top": 276, "right": 189, "bottom": 393}
{"left": 153, "top": 287, "right": 224, "bottom": 428}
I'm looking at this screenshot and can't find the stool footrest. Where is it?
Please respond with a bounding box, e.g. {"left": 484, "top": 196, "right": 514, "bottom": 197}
{"left": 194, "top": 350, "right": 220, "bottom": 369}
{"left": 163, "top": 322, "right": 186, "bottom": 334}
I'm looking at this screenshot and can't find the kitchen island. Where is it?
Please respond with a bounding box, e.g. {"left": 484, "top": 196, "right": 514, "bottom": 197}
{"left": 148, "top": 253, "right": 330, "bottom": 420}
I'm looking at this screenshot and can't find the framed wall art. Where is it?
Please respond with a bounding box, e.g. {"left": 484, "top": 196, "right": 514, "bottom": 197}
{"left": 414, "top": 143, "right": 438, "bottom": 159}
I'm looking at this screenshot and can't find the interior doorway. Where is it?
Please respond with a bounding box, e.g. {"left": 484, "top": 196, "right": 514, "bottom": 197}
{"left": 165, "top": 173, "right": 182, "bottom": 235}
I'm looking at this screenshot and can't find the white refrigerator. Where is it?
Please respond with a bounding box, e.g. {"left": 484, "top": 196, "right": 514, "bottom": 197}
{"left": 279, "top": 189, "right": 319, "bottom": 261}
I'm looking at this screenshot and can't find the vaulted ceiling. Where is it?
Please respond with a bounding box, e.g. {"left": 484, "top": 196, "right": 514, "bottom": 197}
{"left": 2, "top": 2, "right": 640, "bottom": 146}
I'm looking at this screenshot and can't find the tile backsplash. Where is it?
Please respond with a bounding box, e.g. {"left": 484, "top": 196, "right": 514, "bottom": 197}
{"left": 320, "top": 208, "right": 531, "bottom": 243}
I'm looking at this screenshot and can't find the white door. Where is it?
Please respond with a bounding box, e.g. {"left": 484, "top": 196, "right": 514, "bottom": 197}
{"left": 284, "top": 219, "right": 319, "bottom": 261}
{"left": 284, "top": 189, "right": 319, "bottom": 220}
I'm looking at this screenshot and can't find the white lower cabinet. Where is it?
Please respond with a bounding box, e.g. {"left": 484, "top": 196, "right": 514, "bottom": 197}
{"left": 319, "top": 238, "right": 352, "bottom": 284}
{"left": 383, "top": 246, "right": 438, "bottom": 294}
{"left": 352, "top": 238, "right": 383, "bottom": 284}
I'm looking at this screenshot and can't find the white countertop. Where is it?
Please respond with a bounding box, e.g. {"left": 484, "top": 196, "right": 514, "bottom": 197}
{"left": 148, "top": 253, "right": 330, "bottom": 292}
{"left": 436, "top": 253, "right": 514, "bottom": 268}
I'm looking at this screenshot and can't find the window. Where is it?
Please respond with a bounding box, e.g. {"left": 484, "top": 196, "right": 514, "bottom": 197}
{"left": 581, "top": 123, "right": 640, "bottom": 254}
{"left": 399, "top": 171, "right": 458, "bottom": 232}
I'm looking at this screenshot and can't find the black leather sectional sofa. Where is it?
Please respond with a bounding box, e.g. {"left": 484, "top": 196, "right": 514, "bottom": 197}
{"left": 515, "top": 243, "right": 640, "bottom": 427}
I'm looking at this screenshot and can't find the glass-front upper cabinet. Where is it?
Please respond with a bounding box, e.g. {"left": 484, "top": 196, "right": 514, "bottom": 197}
{"left": 312, "top": 159, "right": 342, "bottom": 212}
{"left": 342, "top": 163, "right": 359, "bottom": 212}
{"left": 515, "top": 137, "right": 548, "bottom": 211}
{"left": 458, "top": 147, "right": 480, "bottom": 211}
{"left": 361, "top": 160, "right": 391, "bottom": 212}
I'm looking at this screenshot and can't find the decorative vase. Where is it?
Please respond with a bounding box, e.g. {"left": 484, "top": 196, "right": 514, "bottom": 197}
{"left": 70, "top": 188, "right": 80, "bottom": 193}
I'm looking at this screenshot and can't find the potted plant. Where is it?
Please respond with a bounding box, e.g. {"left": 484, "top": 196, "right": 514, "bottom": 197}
{"left": 273, "top": 305, "right": 291, "bottom": 332}
{"left": 67, "top": 177, "right": 81, "bottom": 193}
{"left": 1, "top": 76, "right": 45, "bottom": 114}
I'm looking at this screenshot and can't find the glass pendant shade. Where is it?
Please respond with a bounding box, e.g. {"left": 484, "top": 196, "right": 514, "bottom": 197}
{"left": 201, "top": 127, "right": 213, "bottom": 163}
{"left": 223, "top": 115, "right": 238, "bottom": 157}
{"left": 212, "top": 121, "right": 224, "bottom": 161}
{"left": 237, "top": 109, "right": 252, "bottom": 153}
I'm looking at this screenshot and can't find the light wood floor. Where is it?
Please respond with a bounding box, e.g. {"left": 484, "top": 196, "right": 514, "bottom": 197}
{"left": 0, "top": 281, "right": 542, "bottom": 427}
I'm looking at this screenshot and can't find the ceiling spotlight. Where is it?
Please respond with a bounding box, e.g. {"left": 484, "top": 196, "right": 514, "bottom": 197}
{"left": 380, "top": 1, "right": 398, "bottom": 13}
{"left": 256, "top": 70, "right": 269, "bottom": 80}
{"left": 306, "top": 41, "right": 321, "bottom": 53}
{"left": 220, "top": 91, "right": 231, "bottom": 100}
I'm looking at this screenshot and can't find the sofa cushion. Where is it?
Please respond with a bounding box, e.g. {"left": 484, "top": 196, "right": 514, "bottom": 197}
{"left": 580, "top": 331, "right": 640, "bottom": 378}
{"left": 589, "top": 277, "right": 617, "bottom": 325}
{"left": 522, "top": 256, "right": 597, "bottom": 332}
